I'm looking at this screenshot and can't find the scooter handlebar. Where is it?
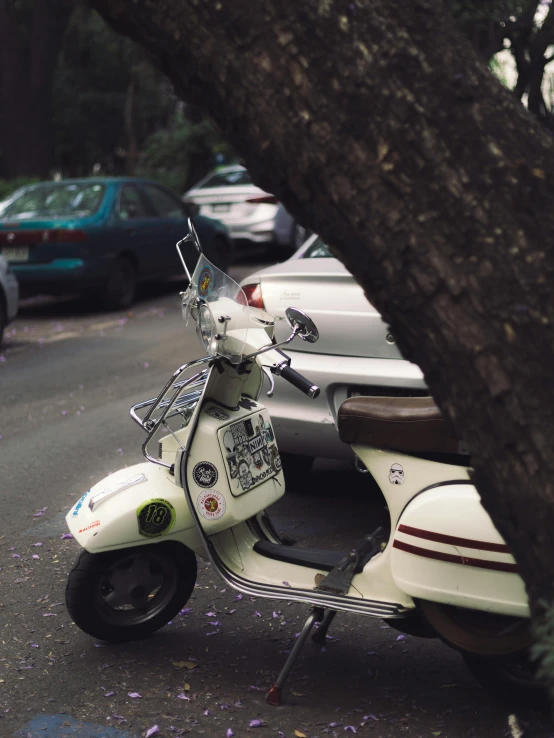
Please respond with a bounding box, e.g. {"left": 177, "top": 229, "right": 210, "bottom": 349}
{"left": 279, "top": 365, "right": 320, "bottom": 399}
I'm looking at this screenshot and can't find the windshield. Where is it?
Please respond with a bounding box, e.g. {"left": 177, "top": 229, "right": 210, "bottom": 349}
{"left": 182, "top": 252, "right": 252, "bottom": 364}
{"left": 197, "top": 168, "right": 252, "bottom": 189}
{"left": 301, "top": 237, "right": 332, "bottom": 259}
{"left": 1, "top": 182, "right": 106, "bottom": 219}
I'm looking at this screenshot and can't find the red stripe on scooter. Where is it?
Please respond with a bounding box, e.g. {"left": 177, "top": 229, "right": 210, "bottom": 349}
{"left": 397, "top": 524, "right": 510, "bottom": 553}
{"left": 392, "top": 539, "right": 519, "bottom": 573}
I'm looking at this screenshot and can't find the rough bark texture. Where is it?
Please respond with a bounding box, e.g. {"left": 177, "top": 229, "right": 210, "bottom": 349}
{"left": 0, "top": 0, "right": 73, "bottom": 178}
{"left": 90, "top": 0, "right": 554, "bottom": 674}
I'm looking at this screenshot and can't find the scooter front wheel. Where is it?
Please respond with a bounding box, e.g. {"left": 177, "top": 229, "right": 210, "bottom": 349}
{"left": 65, "top": 542, "right": 197, "bottom": 642}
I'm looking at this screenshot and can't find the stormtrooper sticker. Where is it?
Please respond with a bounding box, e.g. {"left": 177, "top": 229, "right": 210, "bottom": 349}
{"left": 389, "top": 462, "right": 405, "bottom": 485}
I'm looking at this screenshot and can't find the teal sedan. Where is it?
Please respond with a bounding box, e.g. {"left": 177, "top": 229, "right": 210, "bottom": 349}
{"left": 0, "top": 178, "right": 234, "bottom": 309}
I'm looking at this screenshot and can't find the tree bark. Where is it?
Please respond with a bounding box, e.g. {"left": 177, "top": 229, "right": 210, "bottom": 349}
{"left": 90, "top": 0, "right": 554, "bottom": 685}
{"left": 0, "top": 0, "right": 73, "bottom": 179}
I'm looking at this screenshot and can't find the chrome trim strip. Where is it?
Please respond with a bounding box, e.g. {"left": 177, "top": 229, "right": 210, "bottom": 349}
{"left": 88, "top": 472, "right": 147, "bottom": 512}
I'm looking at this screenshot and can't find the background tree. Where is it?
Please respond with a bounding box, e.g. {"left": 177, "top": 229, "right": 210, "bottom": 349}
{"left": 0, "top": 0, "right": 74, "bottom": 178}
{"left": 88, "top": 0, "right": 554, "bottom": 693}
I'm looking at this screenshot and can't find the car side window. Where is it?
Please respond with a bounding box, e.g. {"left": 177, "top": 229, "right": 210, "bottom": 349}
{"left": 142, "top": 185, "right": 185, "bottom": 219}
{"left": 118, "top": 185, "right": 149, "bottom": 220}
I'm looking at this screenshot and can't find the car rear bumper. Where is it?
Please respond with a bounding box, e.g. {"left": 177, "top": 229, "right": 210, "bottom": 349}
{"left": 4, "top": 272, "right": 19, "bottom": 322}
{"left": 266, "top": 350, "right": 427, "bottom": 461}
{"left": 12, "top": 259, "right": 103, "bottom": 294}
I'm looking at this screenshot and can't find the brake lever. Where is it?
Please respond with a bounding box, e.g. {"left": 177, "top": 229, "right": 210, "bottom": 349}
{"left": 261, "top": 366, "right": 275, "bottom": 398}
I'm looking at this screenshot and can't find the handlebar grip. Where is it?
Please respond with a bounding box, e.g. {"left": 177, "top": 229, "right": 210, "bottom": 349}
{"left": 280, "top": 365, "right": 320, "bottom": 399}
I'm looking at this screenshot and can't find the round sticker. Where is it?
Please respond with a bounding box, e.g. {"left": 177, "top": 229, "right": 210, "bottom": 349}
{"left": 192, "top": 461, "right": 219, "bottom": 488}
{"left": 198, "top": 265, "right": 214, "bottom": 299}
{"left": 197, "top": 490, "right": 226, "bottom": 520}
{"left": 137, "top": 498, "right": 176, "bottom": 538}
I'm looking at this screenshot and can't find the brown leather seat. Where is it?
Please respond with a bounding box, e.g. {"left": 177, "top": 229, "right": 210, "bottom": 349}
{"left": 338, "top": 396, "right": 463, "bottom": 455}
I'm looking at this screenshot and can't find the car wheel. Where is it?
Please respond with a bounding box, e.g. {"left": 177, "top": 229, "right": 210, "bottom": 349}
{"left": 0, "top": 297, "right": 6, "bottom": 348}
{"left": 208, "top": 237, "right": 234, "bottom": 273}
{"left": 462, "top": 650, "right": 548, "bottom": 708}
{"left": 103, "top": 256, "right": 137, "bottom": 310}
{"left": 65, "top": 542, "right": 197, "bottom": 642}
{"left": 281, "top": 453, "right": 314, "bottom": 493}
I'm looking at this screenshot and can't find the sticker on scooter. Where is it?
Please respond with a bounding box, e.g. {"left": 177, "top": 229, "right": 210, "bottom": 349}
{"left": 205, "top": 405, "right": 230, "bottom": 421}
{"left": 198, "top": 264, "right": 214, "bottom": 298}
{"left": 197, "top": 490, "right": 226, "bottom": 520}
{"left": 389, "top": 463, "right": 405, "bottom": 485}
{"left": 193, "top": 461, "right": 219, "bottom": 488}
{"left": 137, "top": 498, "right": 176, "bottom": 538}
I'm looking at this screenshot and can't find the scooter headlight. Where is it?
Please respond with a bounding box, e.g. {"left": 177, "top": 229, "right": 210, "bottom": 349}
{"left": 197, "top": 302, "right": 218, "bottom": 355}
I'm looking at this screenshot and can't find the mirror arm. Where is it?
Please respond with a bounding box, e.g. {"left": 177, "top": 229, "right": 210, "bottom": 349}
{"left": 241, "top": 326, "right": 300, "bottom": 363}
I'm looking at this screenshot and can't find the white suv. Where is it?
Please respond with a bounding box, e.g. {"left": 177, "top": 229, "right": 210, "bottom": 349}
{"left": 0, "top": 254, "right": 19, "bottom": 347}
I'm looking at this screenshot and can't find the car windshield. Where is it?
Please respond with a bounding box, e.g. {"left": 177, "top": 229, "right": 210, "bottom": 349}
{"left": 301, "top": 238, "right": 333, "bottom": 258}
{"left": 1, "top": 182, "right": 106, "bottom": 219}
{"left": 197, "top": 169, "right": 252, "bottom": 188}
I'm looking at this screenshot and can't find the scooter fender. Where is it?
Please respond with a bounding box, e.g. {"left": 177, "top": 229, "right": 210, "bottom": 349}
{"left": 390, "top": 483, "right": 529, "bottom": 617}
{"left": 66, "top": 462, "right": 203, "bottom": 555}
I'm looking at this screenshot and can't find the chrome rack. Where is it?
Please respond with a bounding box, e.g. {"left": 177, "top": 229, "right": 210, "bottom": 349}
{"left": 129, "top": 356, "right": 211, "bottom": 468}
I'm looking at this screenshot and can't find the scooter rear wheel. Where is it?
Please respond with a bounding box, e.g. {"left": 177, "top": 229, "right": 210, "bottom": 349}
{"left": 65, "top": 542, "right": 197, "bottom": 642}
{"left": 462, "top": 650, "right": 548, "bottom": 708}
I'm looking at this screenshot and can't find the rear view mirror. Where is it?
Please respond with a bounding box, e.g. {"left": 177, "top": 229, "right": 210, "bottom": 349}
{"left": 285, "top": 307, "right": 319, "bottom": 343}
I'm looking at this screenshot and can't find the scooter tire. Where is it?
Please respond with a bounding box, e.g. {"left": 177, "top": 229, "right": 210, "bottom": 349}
{"left": 462, "top": 650, "right": 549, "bottom": 709}
{"left": 65, "top": 542, "right": 197, "bottom": 643}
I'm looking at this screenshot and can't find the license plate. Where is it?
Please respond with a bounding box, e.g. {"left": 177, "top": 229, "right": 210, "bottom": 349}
{"left": 213, "top": 203, "right": 230, "bottom": 213}
{"left": 2, "top": 246, "right": 29, "bottom": 262}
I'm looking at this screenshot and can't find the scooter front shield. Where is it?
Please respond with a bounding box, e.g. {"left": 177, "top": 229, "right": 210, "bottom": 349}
{"left": 66, "top": 462, "right": 203, "bottom": 555}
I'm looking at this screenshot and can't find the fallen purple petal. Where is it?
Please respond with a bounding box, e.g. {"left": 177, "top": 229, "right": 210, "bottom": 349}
{"left": 272, "top": 612, "right": 279, "bottom": 619}
{"left": 226, "top": 730, "right": 234, "bottom": 738}
{"left": 32, "top": 543, "right": 43, "bottom": 547}
{"left": 363, "top": 714, "right": 379, "bottom": 721}
{"left": 234, "top": 594, "right": 243, "bottom": 601}
{"left": 205, "top": 611, "right": 216, "bottom": 617}
{"left": 145, "top": 726, "right": 159, "bottom": 738}
{"left": 203, "top": 710, "right": 212, "bottom": 716}
{"left": 206, "top": 630, "right": 219, "bottom": 636}
{"left": 104, "top": 691, "right": 115, "bottom": 697}
{"left": 208, "top": 620, "right": 220, "bottom": 626}
{"left": 176, "top": 693, "right": 190, "bottom": 700}
{"left": 60, "top": 533, "right": 74, "bottom": 540}
{"left": 128, "top": 692, "right": 142, "bottom": 698}
{"left": 12, "top": 554, "right": 20, "bottom": 559}
{"left": 282, "top": 581, "right": 291, "bottom": 587}
{"left": 396, "top": 634, "right": 406, "bottom": 641}
{"left": 249, "top": 719, "right": 264, "bottom": 727}
{"left": 254, "top": 611, "right": 261, "bottom": 617}
{"left": 345, "top": 727, "right": 358, "bottom": 734}
{"left": 32, "top": 555, "right": 39, "bottom": 560}
{"left": 248, "top": 685, "right": 265, "bottom": 692}
{"left": 33, "top": 512, "right": 45, "bottom": 518}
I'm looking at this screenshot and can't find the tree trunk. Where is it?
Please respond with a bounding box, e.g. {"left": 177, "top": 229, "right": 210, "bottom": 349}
{"left": 89, "top": 0, "right": 554, "bottom": 687}
{"left": 0, "top": 0, "right": 73, "bottom": 179}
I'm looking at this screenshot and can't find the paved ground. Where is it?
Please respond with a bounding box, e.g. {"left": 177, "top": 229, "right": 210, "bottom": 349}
{"left": 1, "top": 264, "right": 553, "bottom": 737}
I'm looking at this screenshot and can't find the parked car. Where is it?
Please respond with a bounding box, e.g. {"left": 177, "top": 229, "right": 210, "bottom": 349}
{"left": 0, "top": 253, "right": 19, "bottom": 347}
{"left": 184, "top": 165, "right": 304, "bottom": 251}
{"left": 240, "top": 235, "right": 427, "bottom": 474}
{"left": 0, "top": 178, "right": 234, "bottom": 309}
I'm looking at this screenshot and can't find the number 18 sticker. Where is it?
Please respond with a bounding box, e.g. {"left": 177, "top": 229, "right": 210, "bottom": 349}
{"left": 137, "top": 498, "right": 176, "bottom": 538}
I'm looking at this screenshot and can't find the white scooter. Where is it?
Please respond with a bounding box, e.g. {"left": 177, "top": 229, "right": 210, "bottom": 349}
{"left": 65, "top": 221, "right": 542, "bottom": 706}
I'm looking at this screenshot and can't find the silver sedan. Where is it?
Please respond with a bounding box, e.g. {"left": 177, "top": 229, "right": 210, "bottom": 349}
{"left": 240, "top": 236, "right": 427, "bottom": 471}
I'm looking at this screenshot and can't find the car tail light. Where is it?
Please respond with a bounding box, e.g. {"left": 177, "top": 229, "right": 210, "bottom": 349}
{"left": 242, "top": 283, "right": 265, "bottom": 309}
{"left": 49, "top": 229, "right": 88, "bottom": 242}
{"left": 244, "top": 195, "right": 278, "bottom": 205}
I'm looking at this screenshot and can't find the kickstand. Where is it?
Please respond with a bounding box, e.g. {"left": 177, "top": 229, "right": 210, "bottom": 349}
{"left": 266, "top": 607, "right": 324, "bottom": 706}
{"left": 312, "top": 609, "right": 337, "bottom": 644}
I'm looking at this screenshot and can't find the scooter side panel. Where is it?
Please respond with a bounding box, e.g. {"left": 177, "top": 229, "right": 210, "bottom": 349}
{"left": 390, "top": 484, "right": 529, "bottom": 617}
{"left": 66, "top": 462, "right": 203, "bottom": 555}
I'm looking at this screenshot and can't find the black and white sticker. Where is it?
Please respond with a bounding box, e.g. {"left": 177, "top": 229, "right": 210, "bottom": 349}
{"left": 197, "top": 490, "right": 226, "bottom": 520}
{"left": 389, "top": 463, "right": 405, "bottom": 485}
{"left": 205, "top": 405, "right": 230, "bottom": 421}
{"left": 192, "top": 461, "right": 219, "bottom": 489}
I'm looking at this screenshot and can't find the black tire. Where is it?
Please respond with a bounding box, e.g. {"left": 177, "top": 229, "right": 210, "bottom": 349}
{"left": 0, "top": 297, "right": 6, "bottom": 348}
{"left": 462, "top": 650, "right": 548, "bottom": 709}
{"left": 65, "top": 542, "right": 197, "bottom": 642}
{"left": 208, "top": 236, "right": 234, "bottom": 273}
{"left": 103, "top": 256, "right": 137, "bottom": 310}
{"left": 281, "top": 453, "right": 314, "bottom": 493}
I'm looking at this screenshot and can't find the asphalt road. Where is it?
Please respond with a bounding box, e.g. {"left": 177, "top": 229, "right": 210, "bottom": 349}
{"left": 0, "top": 265, "right": 552, "bottom": 738}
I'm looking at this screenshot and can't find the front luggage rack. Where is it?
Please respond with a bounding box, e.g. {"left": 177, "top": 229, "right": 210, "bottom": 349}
{"left": 129, "top": 357, "right": 211, "bottom": 468}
